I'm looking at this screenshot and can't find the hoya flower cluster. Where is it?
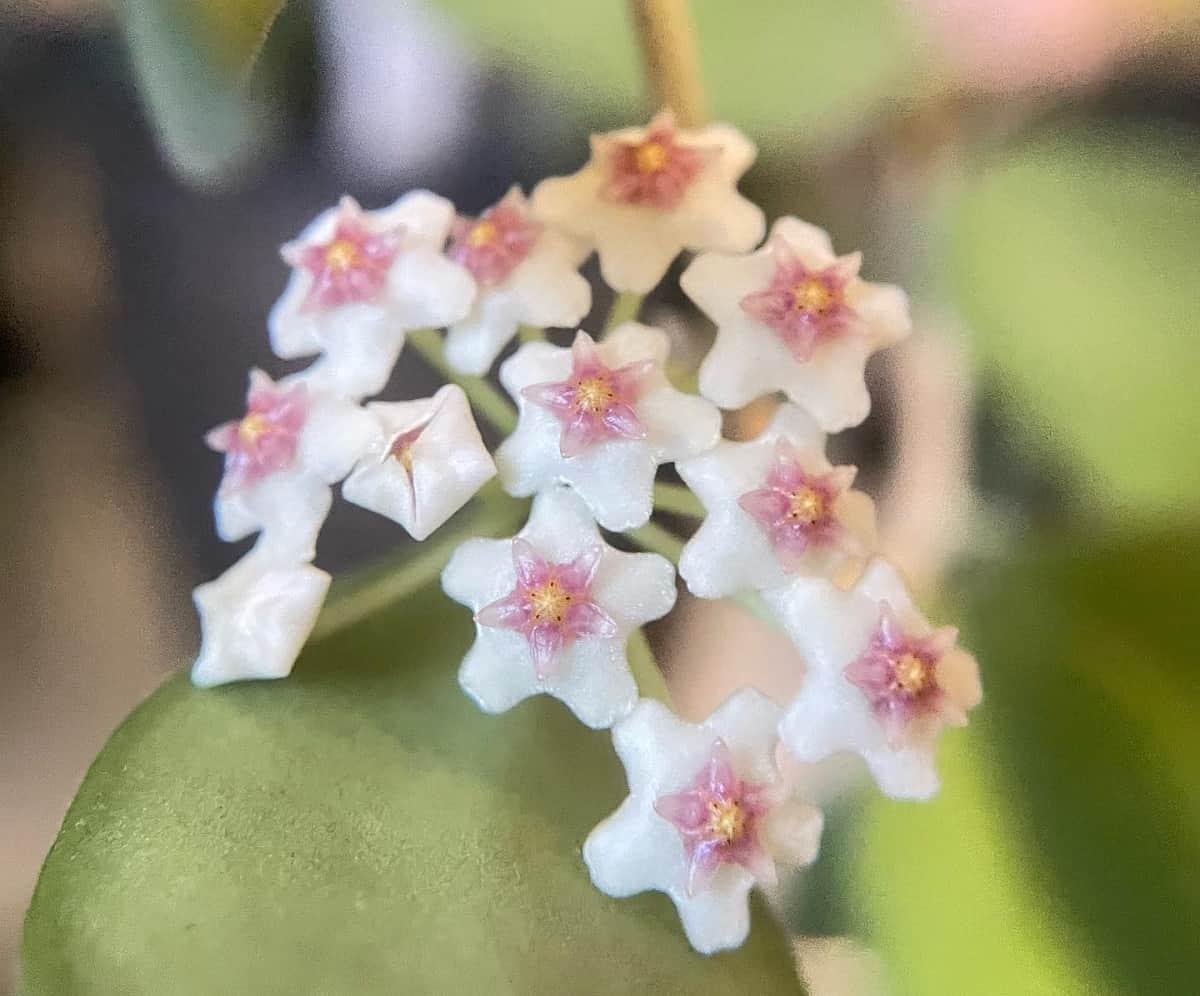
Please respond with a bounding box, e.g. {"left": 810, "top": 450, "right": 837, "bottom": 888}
{"left": 190, "top": 111, "right": 981, "bottom": 955}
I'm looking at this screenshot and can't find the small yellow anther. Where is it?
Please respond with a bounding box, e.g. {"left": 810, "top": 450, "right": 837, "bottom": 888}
{"left": 528, "top": 580, "right": 572, "bottom": 624}
{"left": 788, "top": 487, "right": 825, "bottom": 524}
{"left": 707, "top": 799, "right": 746, "bottom": 843}
{"left": 791, "top": 279, "right": 834, "bottom": 315}
{"left": 237, "top": 413, "right": 269, "bottom": 445}
{"left": 324, "top": 239, "right": 359, "bottom": 272}
{"left": 575, "top": 376, "right": 615, "bottom": 414}
{"left": 893, "top": 653, "right": 929, "bottom": 696}
{"left": 467, "top": 220, "right": 496, "bottom": 249}
{"left": 389, "top": 442, "right": 415, "bottom": 473}
{"left": 634, "top": 141, "right": 669, "bottom": 174}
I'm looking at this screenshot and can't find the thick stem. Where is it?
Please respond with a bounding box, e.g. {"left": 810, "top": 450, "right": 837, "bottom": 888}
{"left": 627, "top": 627, "right": 672, "bottom": 704}
{"left": 627, "top": 0, "right": 706, "bottom": 127}
{"left": 406, "top": 328, "right": 518, "bottom": 435}
{"left": 517, "top": 325, "right": 545, "bottom": 344}
{"left": 652, "top": 482, "right": 704, "bottom": 519}
{"left": 604, "top": 291, "right": 644, "bottom": 333}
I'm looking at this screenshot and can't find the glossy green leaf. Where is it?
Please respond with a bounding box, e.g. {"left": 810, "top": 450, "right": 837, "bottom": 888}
{"left": 948, "top": 127, "right": 1200, "bottom": 517}
{"left": 22, "top": 583, "right": 803, "bottom": 995}
{"left": 850, "top": 530, "right": 1200, "bottom": 995}
{"left": 117, "top": 0, "right": 288, "bottom": 183}
{"left": 430, "top": 0, "right": 917, "bottom": 138}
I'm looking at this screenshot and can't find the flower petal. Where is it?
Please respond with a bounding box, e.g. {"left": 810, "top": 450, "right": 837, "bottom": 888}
{"left": 564, "top": 600, "right": 618, "bottom": 640}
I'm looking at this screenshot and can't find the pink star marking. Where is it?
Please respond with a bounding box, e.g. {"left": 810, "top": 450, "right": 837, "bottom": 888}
{"left": 738, "top": 440, "right": 857, "bottom": 569}
{"left": 205, "top": 372, "right": 307, "bottom": 493}
{"left": 447, "top": 190, "right": 542, "bottom": 286}
{"left": 598, "top": 114, "right": 718, "bottom": 211}
{"left": 740, "top": 242, "right": 860, "bottom": 362}
{"left": 654, "top": 740, "right": 780, "bottom": 893}
{"left": 281, "top": 196, "right": 402, "bottom": 311}
{"left": 523, "top": 333, "right": 653, "bottom": 458}
{"left": 475, "top": 538, "right": 618, "bottom": 678}
{"left": 843, "top": 605, "right": 959, "bottom": 738}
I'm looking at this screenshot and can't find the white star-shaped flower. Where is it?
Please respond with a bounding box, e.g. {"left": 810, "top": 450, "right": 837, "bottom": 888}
{"left": 341, "top": 384, "right": 496, "bottom": 541}
{"left": 530, "top": 111, "right": 765, "bottom": 294}
{"left": 583, "top": 691, "right": 823, "bottom": 954}
{"left": 443, "top": 186, "right": 591, "bottom": 375}
{"left": 494, "top": 324, "right": 720, "bottom": 531}
{"left": 191, "top": 543, "right": 331, "bottom": 688}
{"left": 764, "top": 558, "right": 982, "bottom": 800}
{"left": 676, "top": 404, "right": 876, "bottom": 598}
{"left": 268, "top": 191, "right": 475, "bottom": 399}
{"left": 207, "top": 369, "right": 376, "bottom": 561}
{"left": 682, "top": 216, "right": 912, "bottom": 431}
{"left": 441, "top": 487, "right": 677, "bottom": 729}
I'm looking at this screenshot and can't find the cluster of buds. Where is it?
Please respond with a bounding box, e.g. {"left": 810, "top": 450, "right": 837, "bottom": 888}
{"left": 192, "top": 111, "right": 981, "bottom": 955}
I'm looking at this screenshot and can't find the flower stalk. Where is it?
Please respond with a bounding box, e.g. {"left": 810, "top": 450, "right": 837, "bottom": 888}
{"left": 627, "top": 0, "right": 707, "bottom": 127}
{"left": 406, "top": 327, "right": 518, "bottom": 435}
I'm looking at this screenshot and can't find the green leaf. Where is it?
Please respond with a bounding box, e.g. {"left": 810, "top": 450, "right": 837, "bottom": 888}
{"left": 116, "top": 0, "right": 288, "bottom": 184}
{"left": 849, "top": 529, "right": 1200, "bottom": 995}
{"left": 947, "top": 126, "right": 1200, "bottom": 517}
{"left": 430, "top": 0, "right": 917, "bottom": 138}
{"left": 22, "top": 583, "right": 803, "bottom": 995}
{"left": 851, "top": 731, "right": 1117, "bottom": 996}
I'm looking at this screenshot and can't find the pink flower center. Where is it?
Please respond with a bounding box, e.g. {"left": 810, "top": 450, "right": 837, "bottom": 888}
{"left": 286, "top": 205, "right": 402, "bottom": 311}
{"left": 448, "top": 195, "right": 542, "bottom": 286}
{"left": 206, "top": 379, "right": 308, "bottom": 493}
{"left": 653, "top": 741, "right": 778, "bottom": 892}
{"left": 600, "top": 123, "right": 717, "bottom": 211}
{"left": 740, "top": 254, "right": 857, "bottom": 362}
{"left": 523, "top": 334, "right": 652, "bottom": 458}
{"left": 738, "top": 442, "right": 850, "bottom": 570}
{"left": 844, "top": 608, "right": 952, "bottom": 735}
{"left": 475, "top": 539, "right": 617, "bottom": 678}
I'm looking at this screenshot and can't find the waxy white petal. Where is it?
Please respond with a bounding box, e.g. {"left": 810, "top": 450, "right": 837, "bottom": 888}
{"left": 191, "top": 543, "right": 330, "bottom": 688}
{"left": 530, "top": 117, "right": 764, "bottom": 294}
{"left": 767, "top": 559, "right": 981, "bottom": 800}
{"left": 584, "top": 691, "right": 823, "bottom": 954}
{"left": 683, "top": 216, "right": 911, "bottom": 430}
{"left": 442, "top": 488, "right": 676, "bottom": 729}
{"left": 341, "top": 384, "right": 496, "bottom": 540}
{"left": 677, "top": 404, "right": 876, "bottom": 598}
{"left": 495, "top": 323, "right": 720, "bottom": 531}
{"left": 445, "top": 219, "right": 591, "bottom": 376}
{"left": 268, "top": 190, "right": 474, "bottom": 400}
{"left": 211, "top": 372, "right": 375, "bottom": 561}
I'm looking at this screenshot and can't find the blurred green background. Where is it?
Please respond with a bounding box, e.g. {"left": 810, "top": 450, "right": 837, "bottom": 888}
{"left": 2, "top": 0, "right": 1198, "bottom": 993}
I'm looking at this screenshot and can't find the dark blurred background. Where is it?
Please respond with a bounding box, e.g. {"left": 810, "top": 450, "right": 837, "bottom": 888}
{"left": 2, "top": 0, "right": 1198, "bottom": 993}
